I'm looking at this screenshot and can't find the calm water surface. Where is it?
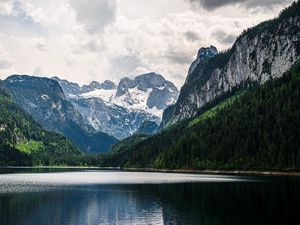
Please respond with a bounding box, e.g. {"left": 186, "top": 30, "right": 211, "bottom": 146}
{"left": 0, "top": 168, "right": 299, "bottom": 225}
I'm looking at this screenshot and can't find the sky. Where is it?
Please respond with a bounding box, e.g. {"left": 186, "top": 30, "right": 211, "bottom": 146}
{"left": 0, "top": 0, "right": 295, "bottom": 87}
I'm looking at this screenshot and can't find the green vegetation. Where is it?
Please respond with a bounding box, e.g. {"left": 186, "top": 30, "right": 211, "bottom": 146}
{"left": 189, "top": 93, "right": 242, "bottom": 127}
{"left": 0, "top": 84, "right": 100, "bottom": 166}
{"left": 16, "top": 141, "right": 44, "bottom": 154}
{"left": 103, "top": 61, "right": 300, "bottom": 171}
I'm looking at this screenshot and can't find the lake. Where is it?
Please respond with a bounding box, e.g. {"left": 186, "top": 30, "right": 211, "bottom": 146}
{"left": 0, "top": 168, "right": 299, "bottom": 225}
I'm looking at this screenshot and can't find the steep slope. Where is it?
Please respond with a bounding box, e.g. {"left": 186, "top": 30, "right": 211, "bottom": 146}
{"left": 163, "top": 1, "right": 300, "bottom": 127}
{"left": 136, "top": 121, "right": 159, "bottom": 135}
{"left": 0, "top": 83, "right": 83, "bottom": 166}
{"left": 54, "top": 73, "right": 179, "bottom": 139}
{"left": 3, "top": 75, "right": 118, "bottom": 153}
{"left": 103, "top": 61, "right": 300, "bottom": 171}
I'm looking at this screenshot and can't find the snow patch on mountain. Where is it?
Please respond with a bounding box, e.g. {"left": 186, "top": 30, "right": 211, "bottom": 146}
{"left": 54, "top": 73, "right": 179, "bottom": 139}
{"left": 81, "top": 89, "right": 115, "bottom": 102}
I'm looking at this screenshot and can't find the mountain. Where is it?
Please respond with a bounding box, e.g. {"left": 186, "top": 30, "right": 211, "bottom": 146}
{"left": 0, "top": 83, "right": 83, "bottom": 166}
{"left": 3, "top": 75, "right": 118, "bottom": 153}
{"left": 136, "top": 121, "right": 159, "bottom": 135}
{"left": 54, "top": 72, "right": 179, "bottom": 139}
{"left": 102, "top": 2, "right": 300, "bottom": 170}
{"left": 162, "top": 2, "right": 300, "bottom": 127}
{"left": 103, "top": 60, "right": 300, "bottom": 170}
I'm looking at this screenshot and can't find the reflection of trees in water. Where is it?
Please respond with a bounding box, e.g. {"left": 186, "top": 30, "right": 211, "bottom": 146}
{"left": 0, "top": 181, "right": 300, "bottom": 225}
{"left": 0, "top": 185, "right": 164, "bottom": 225}
{"left": 157, "top": 181, "right": 300, "bottom": 225}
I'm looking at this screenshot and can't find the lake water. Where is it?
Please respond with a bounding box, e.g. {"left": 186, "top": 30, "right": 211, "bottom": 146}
{"left": 0, "top": 168, "right": 299, "bottom": 225}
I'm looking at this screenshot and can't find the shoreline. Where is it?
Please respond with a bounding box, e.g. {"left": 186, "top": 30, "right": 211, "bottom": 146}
{"left": 124, "top": 168, "right": 300, "bottom": 177}
{"left": 1, "top": 166, "right": 300, "bottom": 177}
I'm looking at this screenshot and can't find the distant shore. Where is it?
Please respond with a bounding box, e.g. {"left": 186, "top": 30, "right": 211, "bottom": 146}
{"left": 1, "top": 166, "right": 300, "bottom": 177}
{"left": 121, "top": 168, "right": 300, "bottom": 177}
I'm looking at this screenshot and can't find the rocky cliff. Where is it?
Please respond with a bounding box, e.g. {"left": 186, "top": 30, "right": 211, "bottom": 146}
{"left": 164, "top": 1, "right": 300, "bottom": 126}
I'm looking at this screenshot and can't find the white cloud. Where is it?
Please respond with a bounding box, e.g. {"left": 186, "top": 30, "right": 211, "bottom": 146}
{"left": 0, "top": 0, "right": 14, "bottom": 15}
{"left": 70, "top": 0, "right": 117, "bottom": 33}
{"left": 0, "top": 0, "right": 295, "bottom": 87}
{"left": 0, "top": 42, "right": 14, "bottom": 78}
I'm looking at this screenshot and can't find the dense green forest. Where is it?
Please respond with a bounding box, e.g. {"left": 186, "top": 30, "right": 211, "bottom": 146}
{"left": 103, "top": 61, "right": 300, "bottom": 171}
{"left": 0, "top": 84, "right": 101, "bottom": 166}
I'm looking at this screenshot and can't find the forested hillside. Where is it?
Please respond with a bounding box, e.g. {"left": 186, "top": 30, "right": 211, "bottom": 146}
{"left": 103, "top": 61, "right": 300, "bottom": 171}
{"left": 0, "top": 84, "right": 89, "bottom": 166}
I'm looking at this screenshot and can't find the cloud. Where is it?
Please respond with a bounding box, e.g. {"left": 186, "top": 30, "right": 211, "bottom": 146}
{"left": 110, "top": 54, "right": 142, "bottom": 76}
{"left": 166, "top": 50, "right": 194, "bottom": 65}
{"left": 213, "top": 30, "right": 236, "bottom": 45}
{"left": 187, "top": 0, "right": 293, "bottom": 10}
{"left": 0, "top": 43, "right": 14, "bottom": 71}
{"left": 184, "top": 31, "right": 200, "bottom": 42}
{"left": 0, "top": 1, "right": 44, "bottom": 37}
{"left": 0, "top": 0, "right": 14, "bottom": 15}
{"left": 70, "top": 0, "right": 117, "bottom": 33}
{"left": 0, "top": 0, "right": 294, "bottom": 88}
{"left": 33, "top": 65, "right": 44, "bottom": 75}
{"left": 34, "top": 42, "right": 49, "bottom": 51}
{"left": 0, "top": 59, "right": 12, "bottom": 69}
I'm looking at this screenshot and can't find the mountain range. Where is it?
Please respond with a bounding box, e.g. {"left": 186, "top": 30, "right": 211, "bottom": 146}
{"left": 104, "top": 1, "right": 300, "bottom": 170}
{"left": 53, "top": 72, "right": 179, "bottom": 139}
{"left": 2, "top": 72, "right": 179, "bottom": 153}
{"left": 0, "top": 1, "right": 300, "bottom": 170}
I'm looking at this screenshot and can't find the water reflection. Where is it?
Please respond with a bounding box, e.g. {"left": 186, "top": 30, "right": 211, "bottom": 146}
{"left": 0, "top": 170, "right": 299, "bottom": 225}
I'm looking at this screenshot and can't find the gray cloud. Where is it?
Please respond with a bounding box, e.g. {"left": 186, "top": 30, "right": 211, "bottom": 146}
{"left": 35, "top": 43, "right": 49, "bottom": 52}
{"left": 187, "top": 0, "right": 293, "bottom": 10}
{"left": 0, "top": 1, "right": 44, "bottom": 36}
{"left": 213, "top": 30, "right": 236, "bottom": 45}
{"left": 166, "top": 51, "right": 194, "bottom": 65}
{"left": 84, "top": 40, "right": 105, "bottom": 53}
{"left": 70, "top": 0, "right": 117, "bottom": 33}
{"left": 110, "top": 54, "right": 142, "bottom": 76}
{"left": 184, "top": 31, "right": 200, "bottom": 42}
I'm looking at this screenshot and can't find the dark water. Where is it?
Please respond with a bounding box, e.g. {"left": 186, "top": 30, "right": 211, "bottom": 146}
{"left": 0, "top": 168, "right": 299, "bottom": 225}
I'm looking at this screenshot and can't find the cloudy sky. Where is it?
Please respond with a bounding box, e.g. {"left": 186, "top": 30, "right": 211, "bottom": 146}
{"left": 0, "top": 0, "right": 294, "bottom": 87}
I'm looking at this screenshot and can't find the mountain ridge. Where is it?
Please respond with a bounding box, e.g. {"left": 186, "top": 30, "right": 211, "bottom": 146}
{"left": 162, "top": 1, "right": 300, "bottom": 127}
{"left": 102, "top": 1, "right": 300, "bottom": 171}
{"left": 3, "top": 75, "right": 118, "bottom": 153}
{"left": 54, "top": 72, "right": 179, "bottom": 139}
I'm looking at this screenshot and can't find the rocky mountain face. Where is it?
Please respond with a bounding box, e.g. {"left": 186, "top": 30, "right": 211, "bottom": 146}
{"left": 0, "top": 84, "right": 83, "bottom": 166}
{"left": 3, "top": 75, "right": 118, "bottom": 153}
{"left": 163, "top": 3, "right": 300, "bottom": 127}
{"left": 54, "top": 73, "right": 179, "bottom": 139}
